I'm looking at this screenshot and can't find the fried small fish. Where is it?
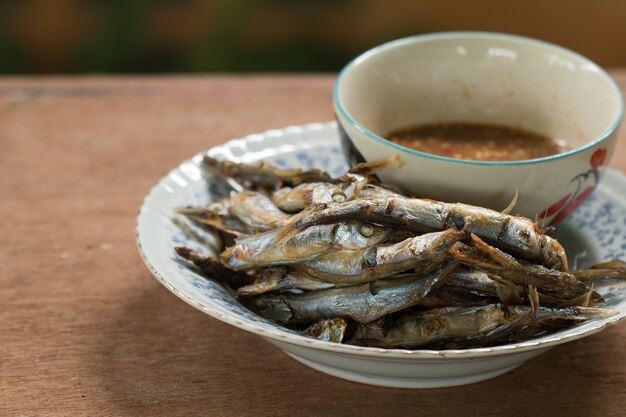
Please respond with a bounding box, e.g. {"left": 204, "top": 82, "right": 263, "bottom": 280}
{"left": 449, "top": 235, "right": 591, "bottom": 302}
{"left": 291, "top": 198, "right": 567, "bottom": 270}
{"left": 174, "top": 247, "right": 253, "bottom": 288}
{"left": 297, "top": 229, "right": 464, "bottom": 285}
{"left": 250, "top": 261, "right": 458, "bottom": 324}
{"left": 236, "top": 268, "right": 334, "bottom": 296}
{"left": 222, "top": 222, "right": 391, "bottom": 271}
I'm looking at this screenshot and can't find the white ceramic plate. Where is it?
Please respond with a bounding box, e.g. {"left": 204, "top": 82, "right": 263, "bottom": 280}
{"left": 136, "top": 122, "right": 626, "bottom": 388}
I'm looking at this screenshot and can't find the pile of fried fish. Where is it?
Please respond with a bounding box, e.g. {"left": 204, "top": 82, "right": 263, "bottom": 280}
{"left": 175, "top": 155, "right": 625, "bottom": 349}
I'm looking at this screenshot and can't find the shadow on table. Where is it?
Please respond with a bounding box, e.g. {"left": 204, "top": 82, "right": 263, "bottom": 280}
{"left": 92, "top": 280, "right": 611, "bottom": 417}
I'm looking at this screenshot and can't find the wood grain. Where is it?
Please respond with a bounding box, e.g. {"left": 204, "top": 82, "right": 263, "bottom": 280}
{"left": 1, "top": 74, "right": 625, "bottom": 417}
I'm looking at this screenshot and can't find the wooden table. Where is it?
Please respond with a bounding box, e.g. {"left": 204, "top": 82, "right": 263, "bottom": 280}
{"left": 2, "top": 74, "right": 625, "bottom": 416}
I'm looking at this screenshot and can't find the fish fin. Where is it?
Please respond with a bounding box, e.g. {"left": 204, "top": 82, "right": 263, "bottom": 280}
{"left": 176, "top": 209, "right": 247, "bottom": 238}
{"left": 582, "top": 284, "right": 594, "bottom": 307}
{"left": 528, "top": 285, "right": 539, "bottom": 315}
{"left": 495, "top": 281, "right": 521, "bottom": 305}
{"left": 448, "top": 241, "right": 498, "bottom": 270}
{"left": 470, "top": 234, "right": 519, "bottom": 268}
{"left": 501, "top": 189, "right": 519, "bottom": 215}
{"left": 272, "top": 224, "right": 301, "bottom": 243}
{"left": 538, "top": 209, "right": 547, "bottom": 232}
{"left": 202, "top": 156, "right": 246, "bottom": 192}
{"left": 347, "top": 153, "right": 404, "bottom": 176}
{"left": 590, "top": 259, "right": 626, "bottom": 270}
{"left": 557, "top": 285, "right": 598, "bottom": 307}
{"left": 573, "top": 266, "right": 626, "bottom": 282}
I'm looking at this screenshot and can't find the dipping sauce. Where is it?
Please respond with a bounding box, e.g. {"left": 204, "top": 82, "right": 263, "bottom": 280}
{"left": 387, "top": 122, "right": 568, "bottom": 161}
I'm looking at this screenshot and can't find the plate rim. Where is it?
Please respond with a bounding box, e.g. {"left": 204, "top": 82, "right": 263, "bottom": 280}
{"left": 135, "top": 121, "right": 626, "bottom": 360}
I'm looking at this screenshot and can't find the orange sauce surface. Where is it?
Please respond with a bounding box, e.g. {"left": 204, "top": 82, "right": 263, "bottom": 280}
{"left": 387, "top": 122, "right": 567, "bottom": 161}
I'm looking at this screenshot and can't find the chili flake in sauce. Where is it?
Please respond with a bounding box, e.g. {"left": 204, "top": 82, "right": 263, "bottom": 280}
{"left": 387, "top": 122, "right": 568, "bottom": 161}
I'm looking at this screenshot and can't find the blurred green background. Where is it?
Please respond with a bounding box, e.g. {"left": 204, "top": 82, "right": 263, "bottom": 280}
{"left": 1, "top": 0, "right": 625, "bottom": 74}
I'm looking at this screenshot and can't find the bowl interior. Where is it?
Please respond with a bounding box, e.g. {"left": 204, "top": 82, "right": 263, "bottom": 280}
{"left": 336, "top": 33, "right": 622, "bottom": 150}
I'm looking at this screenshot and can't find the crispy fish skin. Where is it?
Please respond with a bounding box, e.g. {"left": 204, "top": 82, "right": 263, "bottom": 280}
{"left": 251, "top": 261, "right": 458, "bottom": 324}
{"left": 447, "top": 269, "right": 505, "bottom": 296}
{"left": 291, "top": 197, "right": 565, "bottom": 270}
{"left": 352, "top": 183, "right": 407, "bottom": 199}
{"left": 272, "top": 183, "right": 346, "bottom": 213}
{"left": 228, "top": 191, "right": 290, "bottom": 231}
{"left": 237, "top": 269, "right": 334, "bottom": 296}
{"left": 297, "top": 229, "right": 464, "bottom": 284}
{"left": 221, "top": 226, "right": 337, "bottom": 270}
{"left": 177, "top": 190, "right": 291, "bottom": 235}
{"left": 447, "top": 269, "right": 522, "bottom": 305}
{"left": 293, "top": 197, "right": 444, "bottom": 232}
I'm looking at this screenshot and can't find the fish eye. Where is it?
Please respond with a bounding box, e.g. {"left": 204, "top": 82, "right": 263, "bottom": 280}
{"left": 332, "top": 192, "right": 346, "bottom": 203}
{"left": 359, "top": 223, "right": 374, "bottom": 237}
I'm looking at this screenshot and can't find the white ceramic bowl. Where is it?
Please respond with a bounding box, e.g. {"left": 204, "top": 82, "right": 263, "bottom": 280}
{"left": 334, "top": 32, "right": 623, "bottom": 223}
{"left": 136, "top": 123, "right": 626, "bottom": 388}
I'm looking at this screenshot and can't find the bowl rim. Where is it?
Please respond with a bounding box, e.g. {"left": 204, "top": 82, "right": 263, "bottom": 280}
{"left": 333, "top": 31, "right": 624, "bottom": 167}
{"left": 135, "top": 121, "right": 626, "bottom": 360}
